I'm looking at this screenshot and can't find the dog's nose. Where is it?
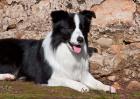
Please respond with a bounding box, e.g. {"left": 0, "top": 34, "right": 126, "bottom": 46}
{"left": 77, "top": 36, "right": 84, "bottom": 43}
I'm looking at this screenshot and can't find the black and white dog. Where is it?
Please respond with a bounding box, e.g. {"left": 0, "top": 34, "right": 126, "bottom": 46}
{"left": 0, "top": 10, "right": 116, "bottom": 93}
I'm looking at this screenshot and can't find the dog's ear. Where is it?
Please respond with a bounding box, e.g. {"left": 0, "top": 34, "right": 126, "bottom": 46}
{"left": 51, "top": 10, "right": 68, "bottom": 23}
{"left": 80, "top": 10, "right": 96, "bottom": 20}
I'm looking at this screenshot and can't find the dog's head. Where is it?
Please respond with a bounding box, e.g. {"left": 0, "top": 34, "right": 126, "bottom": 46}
{"left": 51, "top": 10, "right": 96, "bottom": 54}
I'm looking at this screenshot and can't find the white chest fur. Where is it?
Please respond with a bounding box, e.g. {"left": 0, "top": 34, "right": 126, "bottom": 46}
{"left": 42, "top": 33, "right": 89, "bottom": 81}
{"left": 55, "top": 43, "right": 88, "bottom": 80}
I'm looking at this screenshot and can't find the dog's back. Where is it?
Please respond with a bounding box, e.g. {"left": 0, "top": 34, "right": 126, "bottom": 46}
{"left": 0, "top": 39, "right": 25, "bottom": 74}
{"left": 0, "top": 38, "right": 52, "bottom": 83}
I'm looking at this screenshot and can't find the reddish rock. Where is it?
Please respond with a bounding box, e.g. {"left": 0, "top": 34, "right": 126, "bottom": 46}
{"left": 107, "top": 75, "right": 117, "bottom": 81}
{"left": 112, "top": 82, "right": 121, "bottom": 90}
{"left": 126, "top": 81, "right": 140, "bottom": 90}
{"left": 91, "top": 0, "right": 136, "bottom": 27}
{"left": 96, "top": 37, "right": 113, "bottom": 47}
{"left": 131, "top": 42, "right": 140, "bottom": 48}
{"left": 31, "top": 0, "right": 50, "bottom": 19}
{"left": 123, "top": 78, "right": 130, "bottom": 82}
{"left": 89, "top": 53, "right": 104, "bottom": 66}
{"left": 110, "top": 45, "right": 124, "bottom": 54}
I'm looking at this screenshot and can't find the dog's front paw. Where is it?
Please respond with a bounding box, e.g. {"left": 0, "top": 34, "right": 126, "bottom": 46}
{"left": 105, "top": 85, "right": 116, "bottom": 93}
{"left": 4, "top": 74, "right": 15, "bottom": 80}
{"left": 78, "top": 86, "right": 89, "bottom": 93}
{"left": 110, "top": 86, "right": 116, "bottom": 93}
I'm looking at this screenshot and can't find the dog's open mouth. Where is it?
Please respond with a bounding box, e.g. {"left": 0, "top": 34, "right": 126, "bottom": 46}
{"left": 69, "top": 42, "right": 82, "bottom": 54}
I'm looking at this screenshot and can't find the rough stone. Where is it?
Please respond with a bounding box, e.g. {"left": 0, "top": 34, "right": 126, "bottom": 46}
{"left": 1, "top": 4, "right": 27, "bottom": 31}
{"left": 90, "top": 53, "right": 104, "bottom": 66}
{"left": 107, "top": 75, "right": 117, "bottom": 81}
{"left": 123, "top": 78, "right": 130, "bottom": 82}
{"left": 124, "top": 69, "right": 132, "bottom": 76}
{"left": 112, "top": 82, "right": 121, "bottom": 90}
{"left": 91, "top": 0, "right": 136, "bottom": 27}
{"left": 134, "top": 0, "right": 140, "bottom": 3}
{"left": 126, "top": 81, "right": 140, "bottom": 90}
{"left": 31, "top": 0, "right": 50, "bottom": 19}
{"left": 96, "top": 37, "right": 113, "bottom": 47}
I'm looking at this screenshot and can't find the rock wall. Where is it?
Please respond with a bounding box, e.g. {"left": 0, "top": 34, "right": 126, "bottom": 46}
{"left": 0, "top": 0, "right": 139, "bottom": 38}
{"left": 0, "top": 0, "right": 140, "bottom": 85}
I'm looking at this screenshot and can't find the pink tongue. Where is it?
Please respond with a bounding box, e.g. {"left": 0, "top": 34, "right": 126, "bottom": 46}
{"left": 73, "top": 46, "right": 81, "bottom": 54}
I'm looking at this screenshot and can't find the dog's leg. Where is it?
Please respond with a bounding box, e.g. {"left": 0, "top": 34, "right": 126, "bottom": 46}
{"left": 0, "top": 74, "right": 15, "bottom": 80}
{"left": 47, "top": 77, "right": 89, "bottom": 93}
{"left": 81, "top": 72, "right": 116, "bottom": 93}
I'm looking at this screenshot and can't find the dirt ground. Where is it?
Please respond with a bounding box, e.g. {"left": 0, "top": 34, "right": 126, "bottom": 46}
{"left": 0, "top": 80, "right": 139, "bottom": 99}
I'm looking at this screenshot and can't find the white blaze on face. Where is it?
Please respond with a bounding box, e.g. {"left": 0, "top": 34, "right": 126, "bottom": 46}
{"left": 69, "top": 14, "right": 84, "bottom": 54}
{"left": 70, "top": 14, "right": 84, "bottom": 44}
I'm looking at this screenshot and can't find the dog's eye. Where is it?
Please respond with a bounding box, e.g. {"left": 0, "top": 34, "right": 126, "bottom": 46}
{"left": 61, "top": 28, "right": 73, "bottom": 34}
{"left": 63, "top": 28, "right": 73, "bottom": 30}
{"left": 63, "top": 34, "right": 70, "bottom": 39}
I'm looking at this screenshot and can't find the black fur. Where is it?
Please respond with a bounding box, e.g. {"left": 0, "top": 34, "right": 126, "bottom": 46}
{"left": 51, "top": 11, "right": 75, "bottom": 50}
{"left": 0, "top": 38, "right": 52, "bottom": 84}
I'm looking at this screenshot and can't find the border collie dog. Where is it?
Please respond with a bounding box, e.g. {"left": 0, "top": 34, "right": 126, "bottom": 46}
{"left": 0, "top": 10, "right": 116, "bottom": 93}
